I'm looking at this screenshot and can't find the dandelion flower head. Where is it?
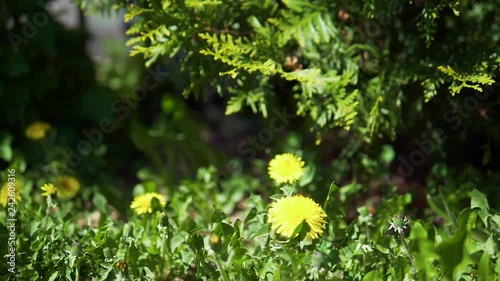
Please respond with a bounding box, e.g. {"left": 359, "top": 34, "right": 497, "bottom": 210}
{"left": 57, "top": 176, "right": 80, "bottom": 199}
{"left": 41, "top": 183, "right": 57, "bottom": 197}
{"left": 0, "top": 181, "right": 23, "bottom": 207}
{"left": 130, "top": 192, "right": 166, "bottom": 215}
{"left": 388, "top": 214, "right": 410, "bottom": 234}
{"left": 267, "top": 194, "right": 327, "bottom": 240}
{"left": 25, "top": 121, "right": 51, "bottom": 140}
{"left": 268, "top": 153, "right": 305, "bottom": 184}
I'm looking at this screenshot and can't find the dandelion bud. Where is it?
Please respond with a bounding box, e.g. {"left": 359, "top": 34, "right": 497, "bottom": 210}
{"left": 123, "top": 223, "right": 133, "bottom": 238}
{"left": 209, "top": 234, "right": 221, "bottom": 251}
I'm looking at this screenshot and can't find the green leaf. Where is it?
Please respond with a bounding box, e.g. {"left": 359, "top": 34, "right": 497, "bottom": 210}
{"left": 362, "top": 270, "right": 382, "bottom": 281}
{"left": 379, "top": 145, "right": 395, "bottom": 164}
{"left": 181, "top": 218, "right": 200, "bottom": 234}
{"left": 280, "top": 185, "right": 295, "bottom": 197}
{"left": 47, "top": 271, "right": 59, "bottom": 281}
{"left": 478, "top": 251, "right": 494, "bottom": 281}
{"left": 436, "top": 218, "right": 470, "bottom": 280}
{"left": 170, "top": 233, "right": 185, "bottom": 252}
{"left": 220, "top": 222, "right": 235, "bottom": 237}
{"left": 244, "top": 207, "right": 257, "bottom": 223}
{"left": 210, "top": 208, "right": 228, "bottom": 223}
{"left": 289, "top": 220, "right": 309, "bottom": 240}
{"left": 273, "top": 267, "right": 281, "bottom": 281}
{"left": 409, "top": 222, "right": 440, "bottom": 278}
{"left": 298, "top": 165, "right": 315, "bottom": 187}
{"left": 142, "top": 266, "right": 156, "bottom": 278}
{"left": 471, "top": 189, "right": 489, "bottom": 211}
{"left": 324, "top": 181, "right": 338, "bottom": 208}
{"left": 375, "top": 236, "right": 391, "bottom": 254}
{"left": 495, "top": 256, "right": 500, "bottom": 278}
{"left": 28, "top": 221, "right": 40, "bottom": 237}
{"left": 249, "top": 223, "right": 271, "bottom": 239}
{"left": 93, "top": 192, "right": 108, "bottom": 212}
{"left": 390, "top": 256, "right": 407, "bottom": 281}
{"left": 484, "top": 236, "right": 497, "bottom": 256}
{"left": 427, "top": 194, "right": 450, "bottom": 221}
{"left": 0, "top": 132, "right": 12, "bottom": 162}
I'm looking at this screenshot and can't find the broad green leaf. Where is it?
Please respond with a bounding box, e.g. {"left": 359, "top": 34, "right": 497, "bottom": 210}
{"left": 248, "top": 223, "right": 271, "bottom": 239}
{"left": 362, "top": 270, "right": 382, "bottom": 281}
{"left": 436, "top": 222, "right": 470, "bottom": 280}
{"left": 471, "top": 189, "right": 489, "bottom": 211}
{"left": 484, "top": 236, "right": 497, "bottom": 256}
{"left": 170, "top": 233, "right": 185, "bottom": 252}
{"left": 375, "top": 236, "right": 392, "bottom": 254}
{"left": 93, "top": 192, "right": 108, "bottom": 212}
{"left": 410, "top": 222, "right": 440, "bottom": 278}
{"left": 478, "top": 251, "right": 494, "bottom": 281}
{"left": 390, "top": 256, "right": 408, "bottom": 281}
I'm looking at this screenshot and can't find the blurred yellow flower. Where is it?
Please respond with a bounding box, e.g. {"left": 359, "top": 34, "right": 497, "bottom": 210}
{"left": 130, "top": 192, "right": 166, "bottom": 215}
{"left": 267, "top": 195, "right": 327, "bottom": 240}
{"left": 268, "top": 153, "right": 305, "bottom": 184}
{"left": 57, "top": 176, "right": 80, "bottom": 199}
{"left": 116, "top": 260, "right": 128, "bottom": 272}
{"left": 25, "top": 121, "right": 51, "bottom": 140}
{"left": 41, "top": 183, "right": 57, "bottom": 197}
{"left": 0, "top": 181, "right": 22, "bottom": 207}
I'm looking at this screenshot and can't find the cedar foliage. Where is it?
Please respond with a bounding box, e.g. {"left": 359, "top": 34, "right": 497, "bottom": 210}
{"left": 97, "top": 0, "right": 500, "bottom": 141}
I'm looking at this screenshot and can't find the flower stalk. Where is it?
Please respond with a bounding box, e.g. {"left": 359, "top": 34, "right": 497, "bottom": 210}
{"left": 389, "top": 214, "right": 417, "bottom": 280}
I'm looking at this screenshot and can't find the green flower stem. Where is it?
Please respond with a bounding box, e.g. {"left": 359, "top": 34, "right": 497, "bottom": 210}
{"left": 215, "top": 258, "right": 230, "bottom": 281}
{"left": 166, "top": 232, "right": 173, "bottom": 275}
{"left": 159, "top": 228, "right": 172, "bottom": 278}
{"left": 45, "top": 196, "right": 51, "bottom": 216}
{"left": 75, "top": 265, "right": 80, "bottom": 281}
{"left": 439, "top": 187, "right": 456, "bottom": 229}
{"left": 45, "top": 196, "right": 56, "bottom": 216}
{"left": 146, "top": 216, "right": 151, "bottom": 234}
{"left": 159, "top": 234, "right": 165, "bottom": 277}
{"left": 399, "top": 232, "right": 417, "bottom": 281}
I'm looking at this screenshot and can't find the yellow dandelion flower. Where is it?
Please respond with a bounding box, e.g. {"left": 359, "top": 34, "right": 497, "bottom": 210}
{"left": 0, "top": 181, "right": 23, "bottom": 207}
{"left": 25, "top": 121, "right": 51, "bottom": 140}
{"left": 57, "top": 176, "right": 80, "bottom": 199}
{"left": 268, "top": 153, "right": 305, "bottom": 184}
{"left": 41, "top": 183, "right": 57, "bottom": 197}
{"left": 267, "top": 195, "right": 327, "bottom": 240}
{"left": 130, "top": 192, "right": 166, "bottom": 215}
